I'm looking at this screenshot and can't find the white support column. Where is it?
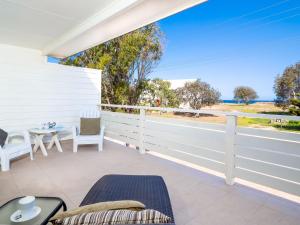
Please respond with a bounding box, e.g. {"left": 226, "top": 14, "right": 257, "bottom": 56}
{"left": 139, "top": 109, "right": 145, "bottom": 154}
{"left": 225, "top": 115, "right": 237, "bottom": 185}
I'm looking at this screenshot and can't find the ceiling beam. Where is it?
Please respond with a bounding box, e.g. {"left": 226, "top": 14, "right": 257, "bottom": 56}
{"left": 42, "top": 0, "right": 142, "bottom": 56}
{"left": 44, "top": 0, "right": 207, "bottom": 58}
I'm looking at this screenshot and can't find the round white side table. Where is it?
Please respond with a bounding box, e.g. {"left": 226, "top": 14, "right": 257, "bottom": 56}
{"left": 29, "top": 127, "right": 63, "bottom": 156}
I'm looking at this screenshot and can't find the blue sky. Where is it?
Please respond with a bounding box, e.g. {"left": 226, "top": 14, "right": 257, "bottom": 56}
{"left": 151, "top": 0, "right": 300, "bottom": 100}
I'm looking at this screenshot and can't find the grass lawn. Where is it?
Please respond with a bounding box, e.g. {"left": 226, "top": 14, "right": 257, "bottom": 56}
{"left": 238, "top": 117, "right": 300, "bottom": 132}
{"left": 205, "top": 102, "right": 300, "bottom": 132}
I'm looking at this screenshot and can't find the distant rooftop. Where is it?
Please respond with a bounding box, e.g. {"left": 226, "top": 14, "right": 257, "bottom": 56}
{"left": 167, "top": 79, "right": 197, "bottom": 89}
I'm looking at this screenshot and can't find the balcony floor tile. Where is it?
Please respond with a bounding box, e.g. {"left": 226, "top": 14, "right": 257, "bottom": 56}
{"left": 1, "top": 139, "right": 299, "bottom": 225}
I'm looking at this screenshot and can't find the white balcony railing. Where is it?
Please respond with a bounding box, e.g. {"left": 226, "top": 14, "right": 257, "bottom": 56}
{"left": 100, "top": 104, "right": 300, "bottom": 197}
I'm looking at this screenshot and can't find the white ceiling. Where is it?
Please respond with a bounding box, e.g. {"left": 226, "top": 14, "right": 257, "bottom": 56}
{"left": 0, "top": 0, "right": 112, "bottom": 49}
{"left": 0, "top": 0, "right": 206, "bottom": 58}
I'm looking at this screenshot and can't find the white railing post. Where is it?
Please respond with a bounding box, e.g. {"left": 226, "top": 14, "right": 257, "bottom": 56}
{"left": 225, "top": 115, "right": 237, "bottom": 185}
{"left": 139, "top": 109, "right": 145, "bottom": 154}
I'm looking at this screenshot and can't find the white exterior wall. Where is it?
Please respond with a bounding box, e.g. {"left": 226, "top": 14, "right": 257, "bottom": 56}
{"left": 0, "top": 44, "right": 101, "bottom": 139}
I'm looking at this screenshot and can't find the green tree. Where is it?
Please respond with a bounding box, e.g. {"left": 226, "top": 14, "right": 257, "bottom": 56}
{"left": 141, "top": 78, "right": 179, "bottom": 107}
{"left": 61, "top": 24, "right": 163, "bottom": 105}
{"left": 289, "top": 94, "right": 300, "bottom": 116}
{"left": 176, "top": 79, "right": 221, "bottom": 110}
{"left": 274, "top": 62, "right": 300, "bottom": 109}
{"left": 233, "top": 86, "right": 258, "bottom": 104}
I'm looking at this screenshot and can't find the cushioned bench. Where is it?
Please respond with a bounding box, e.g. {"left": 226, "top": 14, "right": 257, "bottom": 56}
{"left": 80, "top": 175, "right": 175, "bottom": 225}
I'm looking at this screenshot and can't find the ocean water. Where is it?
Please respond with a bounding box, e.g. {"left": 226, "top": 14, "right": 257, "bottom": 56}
{"left": 222, "top": 100, "right": 274, "bottom": 104}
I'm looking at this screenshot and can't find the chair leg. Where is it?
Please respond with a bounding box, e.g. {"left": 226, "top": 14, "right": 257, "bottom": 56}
{"left": 73, "top": 142, "right": 78, "bottom": 153}
{"left": 98, "top": 143, "right": 103, "bottom": 152}
{"left": 29, "top": 150, "right": 34, "bottom": 160}
{"left": 1, "top": 156, "right": 9, "bottom": 171}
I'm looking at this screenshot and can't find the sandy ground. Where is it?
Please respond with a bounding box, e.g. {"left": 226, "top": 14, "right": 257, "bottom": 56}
{"left": 204, "top": 102, "right": 283, "bottom": 113}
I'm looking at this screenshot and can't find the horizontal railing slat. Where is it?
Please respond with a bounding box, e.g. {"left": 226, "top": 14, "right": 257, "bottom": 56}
{"left": 236, "top": 146, "right": 300, "bottom": 170}
{"left": 102, "top": 115, "right": 139, "bottom": 126}
{"left": 102, "top": 120, "right": 139, "bottom": 132}
{"left": 146, "top": 116, "right": 226, "bottom": 132}
{"left": 104, "top": 127, "right": 138, "bottom": 140}
{"left": 101, "top": 110, "right": 139, "bottom": 119}
{"left": 144, "top": 128, "right": 225, "bottom": 154}
{"left": 144, "top": 143, "right": 225, "bottom": 173}
{"left": 236, "top": 157, "right": 300, "bottom": 184}
{"left": 236, "top": 168, "right": 300, "bottom": 196}
{"left": 236, "top": 135, "right": 300, "bottom": 156}
{"left": 144, "top": 135, "right": 225, "bottom": 163}
{"left": 237, "top": 127, "right": 300, "bottom": 142}
{"left": 145, "top": 119, "right": 225, "bottom": 134}
{"left": 105, "top": 130, "right": 138, "bottom": 146}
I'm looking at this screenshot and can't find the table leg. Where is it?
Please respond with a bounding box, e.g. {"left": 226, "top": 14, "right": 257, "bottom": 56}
{"left": 62, "top": 201, "right": 67, "bottom": 211}
{"left": 53, "top": 134, "right": 63, "bottom": 152}
{"left": 33, "top": 137, "right": 40, "bottom": 152}
{"left": 47, "top": 136, "right": 55, "bottom": 150}
{"left": 38, "top": 136, "right": 48, "bottom": 156}
{"left": 48, "top": 133, "right": 63, "bottom": 152}
{"left": 32, "top": 134, "right": 48, "bottom": 156}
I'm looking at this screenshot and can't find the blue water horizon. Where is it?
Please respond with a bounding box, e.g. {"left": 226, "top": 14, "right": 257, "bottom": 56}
{"left": 222, "top": 100, "right": 274, "bottom": 104}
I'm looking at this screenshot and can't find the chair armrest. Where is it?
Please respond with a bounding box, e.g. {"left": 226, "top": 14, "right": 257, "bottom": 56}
{"left": 6, "top": 132, "right": 21, "bottom": 144}
{"left": 73, "top": 126, "right": 79, "bottom": 137}
{"left": 6, "top": 131, "right": 29, "bottom": 144}
{"left": 7, "top": 131, "right": 23, "bottom": 137}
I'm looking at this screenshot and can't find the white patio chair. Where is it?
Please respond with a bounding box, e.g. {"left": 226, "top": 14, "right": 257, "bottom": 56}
{"left": 72, "top": 108, "right": 105, "bottom": 152}
{"left": 0, "top": 130, "right": 33, "bottom": 171}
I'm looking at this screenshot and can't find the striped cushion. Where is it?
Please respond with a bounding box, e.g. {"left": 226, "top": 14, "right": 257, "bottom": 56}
{"left": 53, "top": 209, "right": 171, "bottom": 225}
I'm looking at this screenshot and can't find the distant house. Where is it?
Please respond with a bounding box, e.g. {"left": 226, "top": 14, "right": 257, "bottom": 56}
{"left": 140, "top": 79, "right": 196, "bottom": 108}
{"left": 167, "top": 79, "right": 197, "bottom": 90}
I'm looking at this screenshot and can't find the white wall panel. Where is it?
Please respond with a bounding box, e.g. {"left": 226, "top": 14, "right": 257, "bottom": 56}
{"left": 0, "top": 45, "right": 101, "bottom": 140}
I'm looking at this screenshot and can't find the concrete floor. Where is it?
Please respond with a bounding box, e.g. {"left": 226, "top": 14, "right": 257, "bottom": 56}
{"left": 1, "top": 140, "right": 300, "bottom": 225}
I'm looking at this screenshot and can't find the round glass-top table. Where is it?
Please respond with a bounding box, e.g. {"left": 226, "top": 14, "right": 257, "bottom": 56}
{"left": 0, "top": 197, "right": 66, "bottom": 225}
